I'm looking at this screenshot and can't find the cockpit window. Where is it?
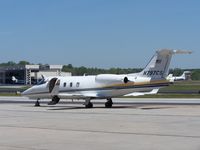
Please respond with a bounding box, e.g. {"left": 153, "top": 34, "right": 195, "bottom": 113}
{"left": 37, "top": 79, "right": 47, "bottom": 85}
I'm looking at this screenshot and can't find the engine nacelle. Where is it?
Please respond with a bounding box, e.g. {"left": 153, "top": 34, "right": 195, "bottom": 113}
{"left": 95, "top": 74, "right": 129, "bottom": 84}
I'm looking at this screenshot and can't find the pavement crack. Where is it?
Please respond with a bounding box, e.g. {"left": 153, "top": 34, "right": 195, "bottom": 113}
{"left": 0, "top": 125, "right": 200, "bottom": 139}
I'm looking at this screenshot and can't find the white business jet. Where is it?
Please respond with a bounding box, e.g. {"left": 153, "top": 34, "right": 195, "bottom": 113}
{"left": 167, "top": 71, "right": 191, "bottom": 82}
{"left": 22, "top": 49, "right": 191, "bottom": 108}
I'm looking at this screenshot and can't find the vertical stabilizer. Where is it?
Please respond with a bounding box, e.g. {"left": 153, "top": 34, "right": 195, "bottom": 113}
{"left": 138, "top": 49, "right": 192, "bottom": 80}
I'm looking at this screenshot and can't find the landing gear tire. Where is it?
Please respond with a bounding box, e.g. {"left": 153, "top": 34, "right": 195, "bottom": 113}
{"left": 48, "top": 96, "right": 60, "bottom": 105}
{"left": 35, "top": 99, "right": 40, "bottom": 107}
{"left": 105, "top": 98, "right": 113, "bottom": 108}
{"left": 85, "top": 102, "right": 93, "bottom": 108}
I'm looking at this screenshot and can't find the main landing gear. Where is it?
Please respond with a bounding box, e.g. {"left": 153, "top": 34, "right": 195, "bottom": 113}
{"left": 48, "top": 96, "right": 60, "bottom": 105}
{"left": 84, "top": 99, "right": 93, "bottom": 108}
{"left": 84, "top": 98, "right": 113, "bottom": 108}
{"left": 105, "top": 98, "right": 113, "bottom": 108}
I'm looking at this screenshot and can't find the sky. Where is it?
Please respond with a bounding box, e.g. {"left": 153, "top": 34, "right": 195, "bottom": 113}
{"left": 0, "top": 0, "right": 199, "bottom": 69}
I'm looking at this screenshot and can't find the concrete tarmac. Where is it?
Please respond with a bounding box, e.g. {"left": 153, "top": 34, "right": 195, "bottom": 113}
{"left": 0, "top": 97, "right": 200, "bottom": 150}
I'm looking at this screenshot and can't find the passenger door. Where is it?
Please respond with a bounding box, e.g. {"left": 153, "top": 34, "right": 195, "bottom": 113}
{"left": 48, "top": 78, "right": 60, "bottom": 95}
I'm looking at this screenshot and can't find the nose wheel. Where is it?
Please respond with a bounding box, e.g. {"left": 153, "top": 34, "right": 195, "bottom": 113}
{"left": 35, "top": 98, "right": 40, "bottom": 107}
{"left": 105, "top": 98, "right": 113, "bottom": 108}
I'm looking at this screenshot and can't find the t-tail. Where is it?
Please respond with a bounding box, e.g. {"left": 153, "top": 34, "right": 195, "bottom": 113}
{"left": 137, "top": 49, "right": 192, "bottom": 80}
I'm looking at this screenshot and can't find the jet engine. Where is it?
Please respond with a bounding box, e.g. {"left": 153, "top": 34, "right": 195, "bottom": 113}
{"left": 95, "top": 74, "right": 129, "bottom": 84}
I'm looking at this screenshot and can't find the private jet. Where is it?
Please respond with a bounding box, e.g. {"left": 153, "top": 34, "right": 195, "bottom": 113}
{"left": 167, "top": 71, "right": 191, "bottom": 82}
{"left": 22, "top": 49, "right": 191, "bottom": 108}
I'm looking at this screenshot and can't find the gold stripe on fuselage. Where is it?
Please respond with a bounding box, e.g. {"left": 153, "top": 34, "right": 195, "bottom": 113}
{"left": 102, "top": 80, "right": 169, "bottom": 88}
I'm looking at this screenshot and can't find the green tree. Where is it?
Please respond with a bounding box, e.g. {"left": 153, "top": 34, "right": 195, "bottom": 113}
{"left": 191, "top": 70, "right": 200, "bottom": 80}
{"left": 18, "top": 61, "right": 30, "bottom": 65}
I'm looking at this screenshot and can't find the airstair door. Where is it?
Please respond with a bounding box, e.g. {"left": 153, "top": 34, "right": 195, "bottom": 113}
{"left": 48, "top": 78, "right": 60, "bottom": 95}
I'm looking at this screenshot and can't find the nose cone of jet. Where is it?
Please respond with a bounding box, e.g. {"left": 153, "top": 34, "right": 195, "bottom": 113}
{"left": 21, "top": 88, "right": 32, "bottom": 96}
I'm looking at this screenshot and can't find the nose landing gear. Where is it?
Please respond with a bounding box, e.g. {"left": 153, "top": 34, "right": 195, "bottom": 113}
{"left": 35, "top": 98, "right": 40, "bottom": 107}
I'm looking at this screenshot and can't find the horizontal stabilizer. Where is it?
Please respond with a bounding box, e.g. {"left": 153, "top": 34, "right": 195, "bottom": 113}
{"left": 172, "top": 49, "right": 192, "bottom": 54}
{"left": 159, "top": 49, "right": 192, "bottom": 54}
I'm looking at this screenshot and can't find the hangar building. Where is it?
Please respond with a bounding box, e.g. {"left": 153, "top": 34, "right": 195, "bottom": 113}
{"left": 0, "top": 65, "right": 71, "bottom": 85}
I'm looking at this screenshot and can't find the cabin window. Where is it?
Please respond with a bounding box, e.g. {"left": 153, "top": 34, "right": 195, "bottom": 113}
{"left": 70, "top": 82, "right": 73, "bottom": 87}
{"left": 76, "top": 82, "right": 80, "bottom": 87}
{"left": 63, "top": 82, "right": 66, "bottom": 87}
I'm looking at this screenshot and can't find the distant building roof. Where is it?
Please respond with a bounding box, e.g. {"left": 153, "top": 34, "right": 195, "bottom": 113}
{"left": 25, "top": 65, "right": 39, "bottom": 69}
{"left": 0, "top": 65, "right": 63, "bottom": 71}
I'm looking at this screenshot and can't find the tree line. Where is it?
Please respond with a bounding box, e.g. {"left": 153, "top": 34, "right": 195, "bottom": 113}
{"left": 0, "top": 61, "right": 31, "bottom": 66}
{"left": 62, "top": 64, "right": 142, "bottom": 76}
{"left": 62, "top": 64, "right": 200, "bottom": 80}
{"left": 0, "top": 61, "right": 199, "bottom": 80}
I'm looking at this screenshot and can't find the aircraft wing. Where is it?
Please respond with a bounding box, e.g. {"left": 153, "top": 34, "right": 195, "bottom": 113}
{"left": 124, "top": 89, "right": 159, "bottom": 97}
{"left": 58, "top": 92, "right": 98, "bottom": 99}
